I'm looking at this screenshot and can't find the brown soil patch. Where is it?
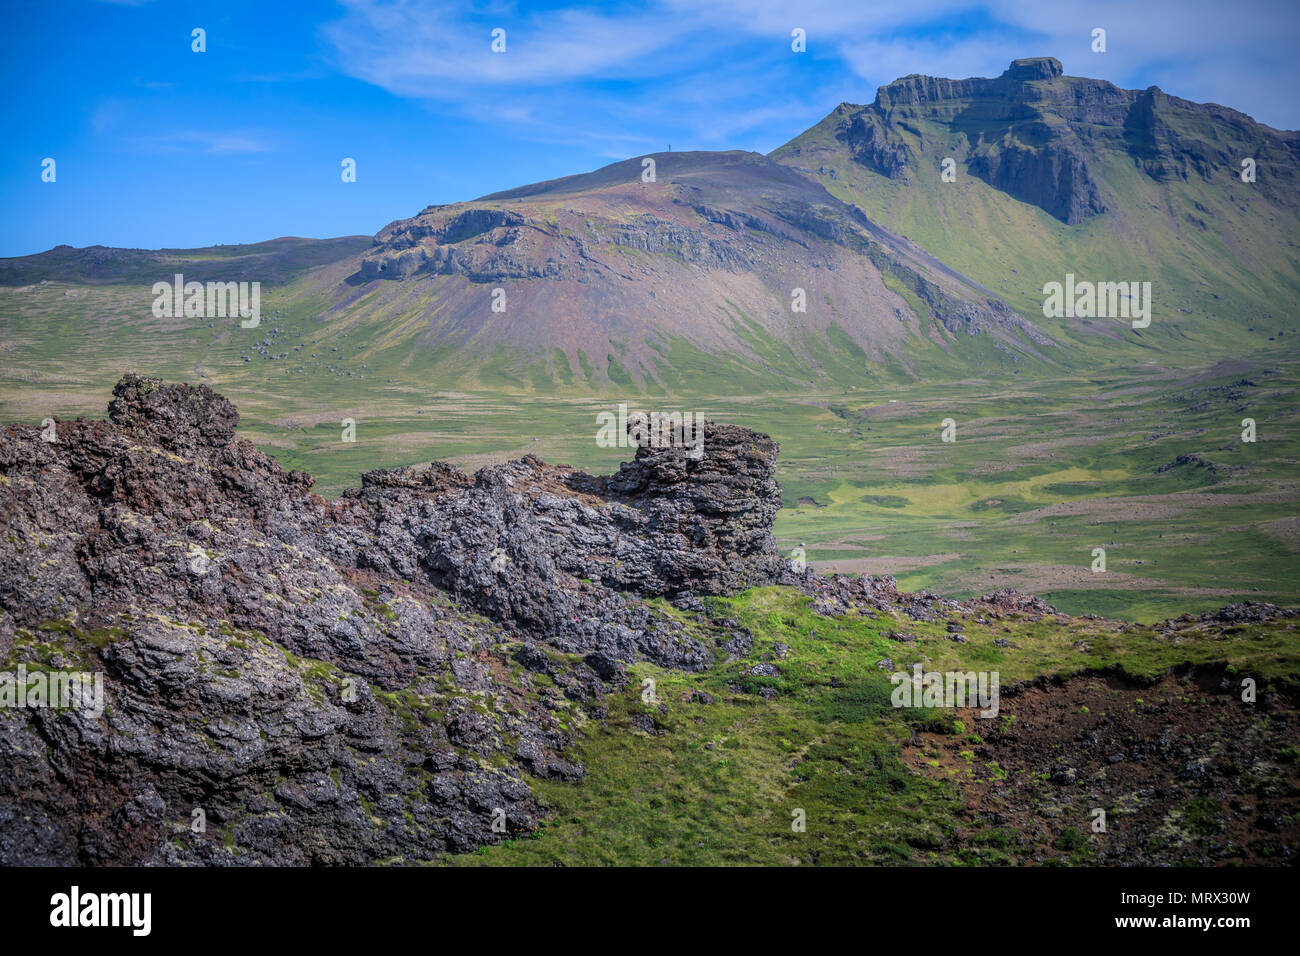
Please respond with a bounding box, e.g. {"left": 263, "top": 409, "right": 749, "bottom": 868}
{"left": 903, "top": 670, "right": 1299, "bottom": 865}
{"left": 1005, "top": 485, "right": 1298, "bottom": 525}
{"left": 1262, "top": 516, "right": 1300, "bottom": 553}
{"left": 971, "top": 564, "right": 1242, "bottom": 596}
{"left": 798, "top": 534, "right": 886, "bottom": 550}
{"left": 811, "top": 553, "right": 963, "bottom": 575}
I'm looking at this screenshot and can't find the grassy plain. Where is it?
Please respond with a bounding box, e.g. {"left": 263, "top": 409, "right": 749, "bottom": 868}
{"left": 1, "top": 275, "right": 1297, "bottom": 623}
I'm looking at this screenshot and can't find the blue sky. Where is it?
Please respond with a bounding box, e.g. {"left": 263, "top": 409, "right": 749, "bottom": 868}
{"left": 3, "top": 0, "right": 1297, "bottom": 257}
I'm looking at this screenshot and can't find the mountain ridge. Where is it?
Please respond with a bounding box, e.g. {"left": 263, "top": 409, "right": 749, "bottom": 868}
{"left": 774, "top": 57, "right": 1300, "bottom": 360}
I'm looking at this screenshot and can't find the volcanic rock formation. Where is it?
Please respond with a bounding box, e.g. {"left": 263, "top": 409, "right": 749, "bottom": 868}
{"left": 0, "top": 375, "right": 786, "bottom": 863}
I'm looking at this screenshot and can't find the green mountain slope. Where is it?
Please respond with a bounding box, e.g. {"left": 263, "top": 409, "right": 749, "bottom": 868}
{"left": 771, "top": 57, "right": 1300, "bottom": 363}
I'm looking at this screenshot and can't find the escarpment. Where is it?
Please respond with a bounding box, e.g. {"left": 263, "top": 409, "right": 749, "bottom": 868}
{"left": 826, "top": 57, "right": 1300, "bottom": 225}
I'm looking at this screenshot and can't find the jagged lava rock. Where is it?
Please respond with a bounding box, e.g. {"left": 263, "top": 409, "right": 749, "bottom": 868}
{"left": 0, "top": 375, "right": 785, "bottom": 864}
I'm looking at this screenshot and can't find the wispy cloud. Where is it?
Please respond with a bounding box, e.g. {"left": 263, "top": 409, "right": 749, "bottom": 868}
{"left": 137, "top": 128, "right": 275, "bottom": 155}
{"left": 322, "top": 1, "right": 696, "bottom": 92}
{"left": 320, "top": 0, "right": 1300, "bottom": 140}
{"left": 87, "top": 96, "right": 275, "bottom": 154}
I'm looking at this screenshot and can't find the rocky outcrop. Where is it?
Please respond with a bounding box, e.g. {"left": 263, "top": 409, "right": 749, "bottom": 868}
{"left": 328, "top": 417, "right": 784, "bottom": 666}
{"left": 967, "top": 139, "right": 1106, "bottom": 226}
{"left": 359, "top": 203, "right": 763, "bottom": 283}
{"left": 837, "top": 111, "right": 910, "bottom": 179}
{"left": 358, "top": 207, "right": 531, "bottom": 280}
{"left": 0, "top": 376, "right": 786, "bottom": 864}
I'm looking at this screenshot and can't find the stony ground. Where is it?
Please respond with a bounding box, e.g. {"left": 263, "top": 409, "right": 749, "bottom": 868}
{"left": 904, "top": 669, "right": 1298, "bottom": 865}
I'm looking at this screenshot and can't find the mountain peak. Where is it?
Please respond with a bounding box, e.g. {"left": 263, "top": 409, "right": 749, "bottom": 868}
{"left": 1001, "top": 57, "right": 1063, "bottom": 82}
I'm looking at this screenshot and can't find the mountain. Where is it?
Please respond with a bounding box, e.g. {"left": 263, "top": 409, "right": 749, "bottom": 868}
{"left": 3, "top": 58, "right": 1296, "bottom": 393}
{"left": 0, "top": 236, "right": 372, "bottom": 287}
{"left": 339, "top": 148, "right": 1051, "bottom": 389}
{"left": 324, "top": 55, "right": 1300, "bottom": 385}
{"left": 773, "top": 57, "right": 1300, "bottom": 356}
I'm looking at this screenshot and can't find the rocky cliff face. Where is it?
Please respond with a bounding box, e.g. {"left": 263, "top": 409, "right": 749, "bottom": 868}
{"left": 827, "top": 57, "right": 1300, "bottom": 224}
{"left": 0, "top": 376, "right": 788, "bottom": 864}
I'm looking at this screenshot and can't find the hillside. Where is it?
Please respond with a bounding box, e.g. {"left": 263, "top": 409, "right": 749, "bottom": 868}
{"left": 0, "top": 237, "right": 372, "bottom": 287}
{"left": 333, "top": 149, "right": 1056, "bottom": 389}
